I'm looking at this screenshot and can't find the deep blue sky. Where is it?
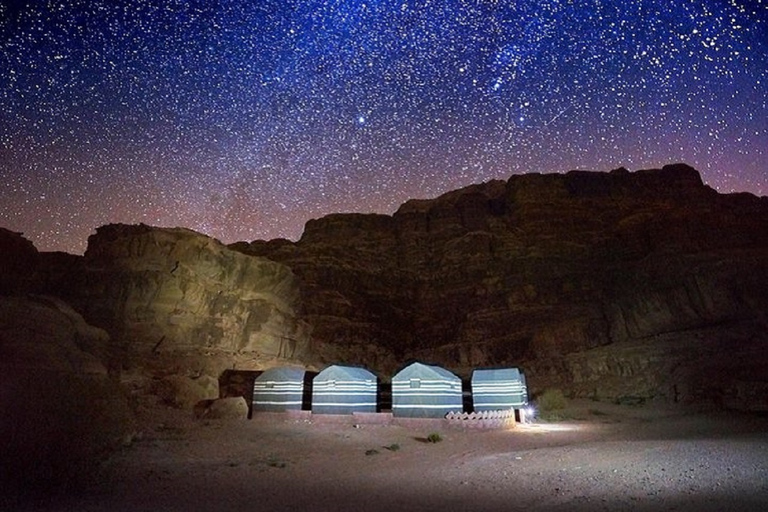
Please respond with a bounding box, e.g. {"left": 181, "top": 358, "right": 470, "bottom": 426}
{"left": 2, "top": 0, "right": 767, "bottom": 253}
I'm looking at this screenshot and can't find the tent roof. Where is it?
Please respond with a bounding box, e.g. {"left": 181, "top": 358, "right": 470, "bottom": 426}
{"left": 255, "top": 366, "right": 306, "bottom": 382}
{"left": 471, "top": 368, "right": 522, "bottom": 383}
{"left": 315, "top": 364, "right": 377, "bottom": 382}
{"left": 394, "top": 361, "right": 460, "bottom": 382}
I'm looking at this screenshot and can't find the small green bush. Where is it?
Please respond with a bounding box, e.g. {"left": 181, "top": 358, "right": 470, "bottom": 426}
{"left": 365, "top": 449, "right": 380, "bottom": 456}
{"left": 426, "top": 432, "right": 443, "bottom": 443}
{"left": 536, "top": 388, "right": 569, "bottom": 421}
{"left": 537, "top": 388, "right": 567, "bottom": 412}
{"left": 384, "top": 443, "right": 400, "bottom": 451}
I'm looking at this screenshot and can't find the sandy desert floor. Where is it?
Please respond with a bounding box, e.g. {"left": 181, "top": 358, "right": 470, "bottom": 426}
{"left": 8, "top": 400, "right": 768, "bottom": 512}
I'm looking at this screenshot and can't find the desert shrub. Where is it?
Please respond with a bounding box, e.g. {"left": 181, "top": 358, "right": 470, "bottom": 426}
{"left": 266, "top": 456, "right": 287, "bottom": 468}
{"left": 536, "top": 388, "right": 568, "bottom": 420}
{"left": 426, "top": 432, "right": 443, "bottom": 443}
{"left": 365, "top": 449, "right": 380, "bottom": 456}
{"left": 615, "top": 395, "right": 645, "bottom": 406}
{"left": 384, "top": 443, "right": 400, "bottom": 451}
{"left": 537, "top": 388, "right": 567, "bottom": 410}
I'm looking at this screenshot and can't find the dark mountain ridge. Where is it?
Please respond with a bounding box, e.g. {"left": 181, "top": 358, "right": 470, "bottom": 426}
{"left": 2, "top": 163, "right": 767, "bottom": 410}
{"left": 231, "top": 164, "right": 768, "bottom": 407}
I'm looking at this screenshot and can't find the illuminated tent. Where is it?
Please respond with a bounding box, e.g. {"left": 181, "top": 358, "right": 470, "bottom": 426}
{"left": 471, "top": 367, "right": 528, "bottom": 412}
{"left": 391, "top": 362, "right": 463, "bottom": 418}
{"left": 252, "top": 366, "right": 311, "bottom": 412}
{"left": 312, "top": 365, "right": 378, "bottom": 415}
{"left": 521, "top": 371, "right": 529, "bottom": 404}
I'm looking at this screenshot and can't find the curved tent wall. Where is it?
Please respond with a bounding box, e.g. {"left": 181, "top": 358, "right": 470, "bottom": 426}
{"left": 471, "top": 368, "right": 527, "bottom": 412}
{"left": 312, "top": 365, "right": 378, "bottom": 415}
{"left": 252, "top": 367, "right": 308, "bottom": 412}
{"left": 391, "top": 362, "right": 463, "bottom": 418}
{"left": 521, "top": 371, "right": 529, "bottom": 405}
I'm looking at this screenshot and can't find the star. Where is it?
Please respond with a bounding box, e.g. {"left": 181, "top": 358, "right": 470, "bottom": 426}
{"left": 0, "top": 0, "right": 765, "bottom": 254}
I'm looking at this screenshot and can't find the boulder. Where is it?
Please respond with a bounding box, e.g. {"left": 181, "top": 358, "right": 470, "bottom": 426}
{"left": 193, "top": 397, "right": 249, "bottom": 420}
{"left": 0, "top": 295, "right": 135, "bottom": 494}
{"left": 153, "top": 374, "right": 219, "bottom": 409}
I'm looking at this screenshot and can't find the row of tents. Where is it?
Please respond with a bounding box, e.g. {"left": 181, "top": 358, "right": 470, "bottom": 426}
{"left": 252, "top": 361, "right": 528, "bottom": 418}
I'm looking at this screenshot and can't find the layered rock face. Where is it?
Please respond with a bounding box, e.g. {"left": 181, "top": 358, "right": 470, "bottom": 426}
{"left": 0, "top": 295, "right": 135, "bottom": 492}
{"left": 2, "top": 225, "right": 311, "bottom": 430}
{"left": 233, "top": 164, "right": 768, "bottom": 408}
{"left": 62, "top": 224, "right": 311, "bottom": 366}
{"left": 2, "top": 164, "right": 765, "bottom": 410}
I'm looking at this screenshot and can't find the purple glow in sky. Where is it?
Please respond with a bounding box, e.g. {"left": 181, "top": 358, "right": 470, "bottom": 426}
{"left": 2, "top": 0, "right": 767, "bottom": 253}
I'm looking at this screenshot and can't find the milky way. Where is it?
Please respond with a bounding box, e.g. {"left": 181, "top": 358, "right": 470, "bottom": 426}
{"left": 1, "top": 0, "right": 767, "bottom": 253}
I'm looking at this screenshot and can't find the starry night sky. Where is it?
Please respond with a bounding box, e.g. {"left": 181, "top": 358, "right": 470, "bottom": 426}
{"left": 2, "top": 0, "right": 767, "bottom": 254}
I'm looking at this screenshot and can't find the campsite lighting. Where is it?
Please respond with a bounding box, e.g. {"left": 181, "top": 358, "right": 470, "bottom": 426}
{"left": 522, "top": 405, "right": 536, "bottom": 423}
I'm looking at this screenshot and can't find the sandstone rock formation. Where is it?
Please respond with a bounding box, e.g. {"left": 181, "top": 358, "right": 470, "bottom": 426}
{"left": 1, "top": 224, "right": 314, "bottom": 425}
{"left": 2, "top": 164, "right": 766, "bottom": 412}
{"left": 55, "top": 224, "right": 311, "bottom": 375}
{"left": 232, "top": 164, "right": 768, "bottom": 408}
{"left": 193, "top": 397, "right": 250, "bottom": 420}
{"left": 0, "top": 295, "right": 135, "bottom": 492}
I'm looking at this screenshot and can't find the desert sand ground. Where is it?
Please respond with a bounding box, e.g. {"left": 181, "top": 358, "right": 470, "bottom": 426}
{"left": 8, "top": 400, "right": 768, "bottom": 512}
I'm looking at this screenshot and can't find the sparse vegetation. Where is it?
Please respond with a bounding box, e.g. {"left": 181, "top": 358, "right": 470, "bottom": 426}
{"left": 615, "top": 395, "right": 646, "bottom": 406}
{"left": 152, "top": 423, "right": 187, "bottom": 440}
{"left": 365, "top": 449, "right": 380, "bottom": 456}
{"left": 384, "top": 443, "right": 400, "bottom": 451}
{"left": 266, "top": 456, "right": 287, "bottom": 468}
{"left": 426, "top": 432, "right": 443, "bottom": 443}
{"left": 536, "top": 388, "right": 569, "bottom": 421}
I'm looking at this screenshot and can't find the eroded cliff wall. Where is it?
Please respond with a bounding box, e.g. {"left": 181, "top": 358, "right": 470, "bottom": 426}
{"left": 3, "top": 164, "right": 766, "bottom": 409}
{"left": 81, "top": 225, "right": 307, "bottom": 355}
{"left": 232, "top": 164, "right": 768, "bottom": 408}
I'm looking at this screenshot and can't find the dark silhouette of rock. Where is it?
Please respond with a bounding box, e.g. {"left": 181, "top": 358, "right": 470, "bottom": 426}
{"left": 232, "top": 164, "right": 768, "bottom": 409}
{"left": 0, "top": 228, "right": 38, "bottom": 294}
{"left": 2, "top": 164, "right": 766, "bottom": 411}
{"left": 0, "top": 295, "right": 136, "bottom": 494}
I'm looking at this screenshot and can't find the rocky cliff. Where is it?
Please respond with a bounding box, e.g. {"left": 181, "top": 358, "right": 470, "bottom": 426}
{"left": 232, "top": 164, "right": 768, "bottom": 409}
{"left": 1, "top": 225, "right": 311, "bottom": 469}
{"left": 0, "top": 227, "right": 39, "bottom": 294}
{"left": 51, "top": 224, "right": 312, "bottom": 373}
{"left": 2, "top": 164, "right": 766, "bottom": 411}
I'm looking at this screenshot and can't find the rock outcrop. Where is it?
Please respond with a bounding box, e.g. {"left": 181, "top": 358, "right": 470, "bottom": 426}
{"left": 56, "top": 224, "right": 311, "bottom": 370}
{"left": 2, "top": 164, "right": 766, "bottom": 411}
{"left": 13, "top": 224, "right": 314, "bottom": 416}
{"left": 1, "top": 224, "right": 314, "bottom": 429}
{"left": 232, "top": 164, "right": 768, "bottom": 408}
{"left": 0, "top": 295, "right": 136, "bottom": 493}
{"left": 0, "top": 228, "right": 39, "bottom": 294}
